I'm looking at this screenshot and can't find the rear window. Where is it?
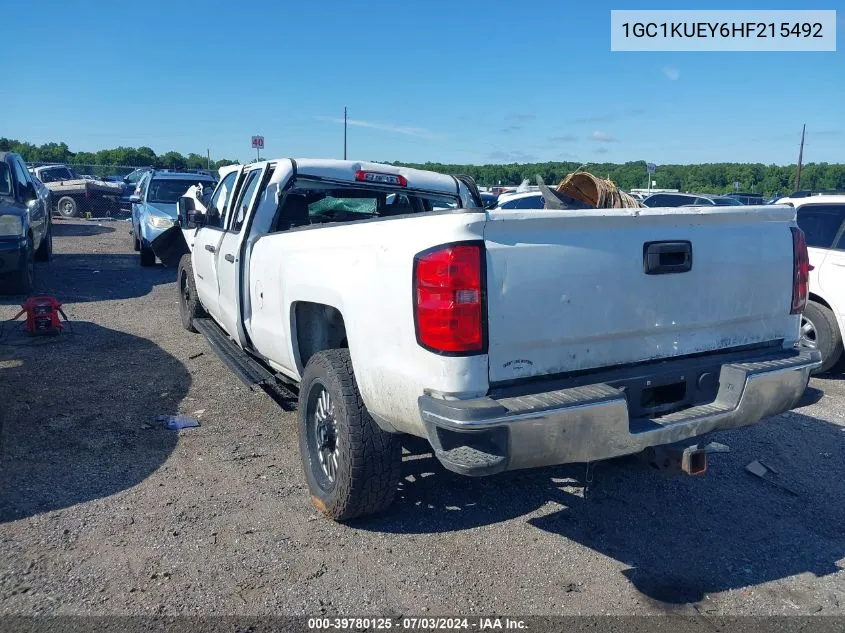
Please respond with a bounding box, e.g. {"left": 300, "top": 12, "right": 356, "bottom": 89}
{"left": 272, "top": 181, "right": 461, "bottom": 230}
{"left": 712, "top": 197, "right": 744, "bottom": 206}
{"left": 797, "top": 204, "right": 845, "bottom": 249}
{"left": 39, "top": 167, "right": 75, "bottom": 182}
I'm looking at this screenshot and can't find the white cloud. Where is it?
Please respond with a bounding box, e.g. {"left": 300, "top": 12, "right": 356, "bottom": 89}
{"left": 314, "top": 116, "right": 444, "bottom": 140}
{"left": 589, "top": 131, "right": 617, "bottom": 142}
{"left": 662, "top": 66, "right": 680, "bottom": 81}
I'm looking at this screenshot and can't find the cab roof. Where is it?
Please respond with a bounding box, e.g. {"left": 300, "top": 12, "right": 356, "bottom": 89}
{"left": 245, "top": 158, "right": 460, "bottom": 194}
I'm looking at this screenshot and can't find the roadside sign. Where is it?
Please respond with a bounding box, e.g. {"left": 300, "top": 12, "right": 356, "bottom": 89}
{"left": 251, "top": 136, "right": 264, "bottom": 150}
{"left": 647, "top": 162, "right": 656, "bottom": 174}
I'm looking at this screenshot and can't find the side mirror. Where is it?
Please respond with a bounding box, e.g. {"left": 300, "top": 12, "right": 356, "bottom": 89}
{"left": 192, "top": 211, "right": 208, "bottom": 227}
{"left": 129, "top": 194, "right": 141, "bottom": 204}
{"left": 177, "top": 196, "right": 197, "bottom": 228}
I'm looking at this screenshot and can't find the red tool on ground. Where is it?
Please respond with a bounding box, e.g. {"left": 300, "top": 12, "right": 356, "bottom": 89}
{"left": 11, "top": 296, "right": 68, "bottom": 335}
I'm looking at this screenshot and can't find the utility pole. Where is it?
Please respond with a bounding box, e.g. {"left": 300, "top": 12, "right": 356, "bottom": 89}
{"left": 795, "top": 123, "right": 806, "bottom": 191}
{"left": 344, "top": 106, "right": 348, "bottom": 160}
{"left": 206, "top": 149, "right": 210, "bottom": 170}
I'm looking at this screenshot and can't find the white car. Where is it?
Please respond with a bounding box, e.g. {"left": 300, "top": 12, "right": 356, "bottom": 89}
{"left": 787, "top": 195, "right": 845, "bottom": 373}
{"left": 152, "top": 158, "right": 819, "bottom": 520}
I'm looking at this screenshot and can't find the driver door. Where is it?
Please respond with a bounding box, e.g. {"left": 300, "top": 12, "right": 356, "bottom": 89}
{"left": 216, "top": 165, "right": 269, "bottom": 345}
{"left": 192, "top": 168, "right": 242, "bottom": 323}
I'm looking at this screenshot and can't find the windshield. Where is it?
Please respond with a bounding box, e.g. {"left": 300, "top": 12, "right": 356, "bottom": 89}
{"left": 39, "top": 167, "right": 76, "bottom": 182}
{"left": 147, "top": 179, "right": 216, "bottom": 204}
{"left": 0, "top": 163, "right": 12, "bottom": 196}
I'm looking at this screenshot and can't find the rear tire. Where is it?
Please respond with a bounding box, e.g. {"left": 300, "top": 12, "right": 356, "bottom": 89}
{"left": 801, "top": 301, "right": 843, "bottom": 375}
{"left": 139, "top": 244, "right": 156, "bottom": 267}
{"left": 298, "top": 349, "right": 401, "bottom": 521}
{"left": 177, "top": 255, "right": 205, "bottom": 332}
{"left": 56, "top": 196, "right": 79, "bottom": 218}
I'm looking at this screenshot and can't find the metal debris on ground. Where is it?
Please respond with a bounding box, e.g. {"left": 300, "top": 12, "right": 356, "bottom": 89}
{"left": 156, "top": 415, "right": 200, "bottom": 430}
{"left": 745, "top": 459, "right": 799, "bottom": 496}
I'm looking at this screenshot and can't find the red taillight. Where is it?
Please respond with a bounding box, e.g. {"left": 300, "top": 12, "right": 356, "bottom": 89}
{"left": 414, "top": 243, "right": 485, "bottom": 354}
{"left": 355, "top": 170, "right": 407, "bottom": 187}
{"left": 791, "top": 227, "right": 809, "bottom": 315}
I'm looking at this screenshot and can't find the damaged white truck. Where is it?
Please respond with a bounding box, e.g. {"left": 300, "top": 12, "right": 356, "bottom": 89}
{"left": 152, "top": 158, "right": 821, "bottom": 521}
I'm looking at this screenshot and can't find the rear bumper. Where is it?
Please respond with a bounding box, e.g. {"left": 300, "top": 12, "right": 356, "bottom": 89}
{"left": 419, "top": 348, "right": 822, "bottom": 476}
{"left": 0, "top": 238, "right": 27, "bottom": 273}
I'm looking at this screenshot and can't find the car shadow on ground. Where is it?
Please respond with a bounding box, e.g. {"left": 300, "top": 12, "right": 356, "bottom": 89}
{"left": 0, "top": 321, "right": 189, "bottom": 522}
{"left": 51, "top": 221, "right": 117, "bottom": 237}
{"left": 353, "top": 409, "right": 845, "bottom": 606}
{"left": 0, "top": 253, "right": 173, "bottom": 305}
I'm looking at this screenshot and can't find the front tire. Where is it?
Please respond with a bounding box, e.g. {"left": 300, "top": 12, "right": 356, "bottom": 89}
{"left": 35, "top": 220, "right": 52, "bottom": 262}
{"left": 801, "top": 301, "right": 843, "bottom": 374}
{"left": 2, "top": 236, "right": 35, "bottom": 295}
{"left": 177, "top": 255, "right": 205, "bottom": 332}
{"left": 298, "top": 349, "right": 401, "bottom": 521}
{"left": 56, "top": 196, "right": 79, "bottom": 218}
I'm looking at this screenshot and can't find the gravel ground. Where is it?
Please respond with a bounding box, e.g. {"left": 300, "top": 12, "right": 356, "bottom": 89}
{"left": 1, "top": 217, "right": 844, "bottom": 617}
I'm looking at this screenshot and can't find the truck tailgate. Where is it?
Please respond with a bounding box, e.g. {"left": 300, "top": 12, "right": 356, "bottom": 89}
{"left": 483, "top": 205, "right": 798, "bottom": 384}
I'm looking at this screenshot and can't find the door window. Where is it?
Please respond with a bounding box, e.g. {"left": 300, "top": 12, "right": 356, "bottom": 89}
{"left": 207, "top": 171, "right": 239, "bottom": 229}
{"left": 231, "top": 169, "right": 261, "bottom": 232}
{"left": 796, "top": 204, "right": 845, "bottom": 249}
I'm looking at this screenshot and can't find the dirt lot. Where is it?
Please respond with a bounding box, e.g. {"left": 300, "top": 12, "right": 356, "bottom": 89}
{"left": 1, "top": 217, "right": 844, "bottom": 617}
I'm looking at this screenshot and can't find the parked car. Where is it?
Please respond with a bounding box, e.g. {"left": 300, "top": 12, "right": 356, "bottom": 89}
{"left": 494, "top": 191, "right": 545, "bottom": 209}
{"left": 0, "top": 152, "right": 53, "bottom": 293}
{"left": 725, "top": 192, "right": 764, "bottom": 205}
{"left": 642, "top": 192, "right": 744, "bottom": 207}
{"left": 480, "top": 192, "right": 499, "bottom": 209}
{"left": 130, "top": 170, "right": 217, "bottom": 266}
{"left": 788, "top": 195, "right": 845, "bottom": 373}
{"left": 29, "top": 164, "right": 123, "bottom": 218}
{"left": 150, "top": 158, "right": 819, "bottom": 521}
{"left": 115, "top": 167, "right": 153, "bottom": 209}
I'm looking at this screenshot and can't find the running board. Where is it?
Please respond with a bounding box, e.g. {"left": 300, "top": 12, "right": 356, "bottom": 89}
{"left": 193, "top": 318, "right": 274, "bottom": 390}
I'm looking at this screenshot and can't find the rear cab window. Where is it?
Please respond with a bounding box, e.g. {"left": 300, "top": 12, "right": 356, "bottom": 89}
{"left": 271, "top": 180, "right": 461, "bottom": 232}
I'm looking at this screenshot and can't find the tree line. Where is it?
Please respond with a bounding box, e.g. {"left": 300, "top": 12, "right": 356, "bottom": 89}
{"left": 2, "top": 138, "right": 842, "bottom": 195}
{"left": 0, "top": 138, "right": 239, "bottom": 172}
{"left": 391, "top": 160, "right": 845, "bottom": 196}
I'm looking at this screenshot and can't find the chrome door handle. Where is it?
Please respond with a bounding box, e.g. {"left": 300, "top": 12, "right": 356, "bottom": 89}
{"left": 205, "top": 244, "right": 216, "bottom": 253}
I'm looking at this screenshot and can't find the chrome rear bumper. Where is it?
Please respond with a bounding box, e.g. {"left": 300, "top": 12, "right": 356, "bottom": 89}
{"left": 419, "top": 349, "right": 821, "bottom": 476}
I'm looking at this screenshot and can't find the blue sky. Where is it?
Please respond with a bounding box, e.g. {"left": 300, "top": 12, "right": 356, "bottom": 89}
{"left": 3, "top": 0, "right": 842, "bottom": 165}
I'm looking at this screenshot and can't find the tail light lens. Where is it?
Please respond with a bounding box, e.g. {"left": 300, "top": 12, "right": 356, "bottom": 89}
{"left": 791, "top": 227, "right": 809, "bottom": 315}
{"left": 414, "top": 243, "right": 486, "bottom": 354}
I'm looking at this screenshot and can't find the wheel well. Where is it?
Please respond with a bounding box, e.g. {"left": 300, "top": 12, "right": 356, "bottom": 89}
{"left": 809, "top": 293, "right": 831, "bottom": 310}
{"left": 294, "top": 302, "right": 348, "bottom": 371}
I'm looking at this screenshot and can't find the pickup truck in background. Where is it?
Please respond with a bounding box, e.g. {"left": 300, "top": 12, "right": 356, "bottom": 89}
{"left": 1, "top": 152, "right": 52, "bottom": 293}
{"left": 29, "top": 164, "right": 123, "bottom": 218}
{"left": 152, "top": 158, "right": 821, "bottom": 521}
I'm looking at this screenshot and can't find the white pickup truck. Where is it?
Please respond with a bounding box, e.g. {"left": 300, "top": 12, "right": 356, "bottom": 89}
{"left": 152, "top": 158, "right": 821, "bottom": 521}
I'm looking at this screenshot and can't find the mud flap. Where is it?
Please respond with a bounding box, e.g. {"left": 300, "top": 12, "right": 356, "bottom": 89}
{"left": 151, "top": 225, "right": 190, "bottom": 268}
